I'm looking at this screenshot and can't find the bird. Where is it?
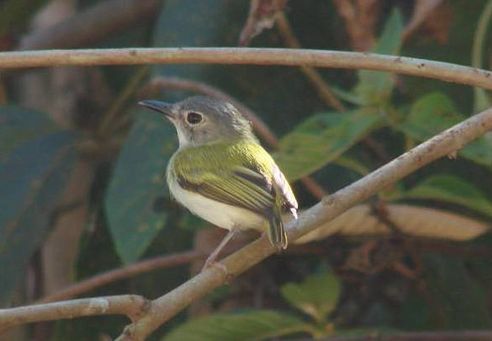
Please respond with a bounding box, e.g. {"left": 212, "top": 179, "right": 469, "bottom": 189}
{"left": 138, "top": 96, "right": 298, "bottom": 270}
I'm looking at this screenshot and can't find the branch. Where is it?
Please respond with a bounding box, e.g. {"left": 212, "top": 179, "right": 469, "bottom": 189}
{"left": 0, "top": 48, "right": 491, "bottom": 90}
{"left": 39, "top": 250, "right": 203, "bottom": 304}
{"left": 19, "top": 0, "right": 161, "bottom": 50}
{"left": 142, "top": 76, "right": 327, "bottom": 198}
{"left": 275, "top": 14, "right": 346, "bottom": 111}
{"left": 115, "top": 107, "right": 492, "bottom": 340}
{"left": 0, "top": 295, "right": 149, "bottom": 333}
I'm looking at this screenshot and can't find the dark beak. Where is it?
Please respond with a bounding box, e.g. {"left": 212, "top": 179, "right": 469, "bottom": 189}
{"left": 138, "top": 100, "right": 175, "bottom": 119}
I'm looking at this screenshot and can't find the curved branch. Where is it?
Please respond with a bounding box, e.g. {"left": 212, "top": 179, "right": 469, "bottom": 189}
{"left": 39, "top": 250, "right": 203, "bottom": 304}
{"left": 0, "top": 48, "right": 491, "bottom": 90}
{"left": 0, "top": 295, "right": 149, "bottom": 333}
{"left": 275, "top": 14, "right": 346, "bottom": 111}
{"left": 116, "top": 107, "right": 492, "bottom": 340}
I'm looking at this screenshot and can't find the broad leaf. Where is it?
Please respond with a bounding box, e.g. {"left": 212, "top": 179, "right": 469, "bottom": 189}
{"left": 399, "top": 92, "right": 461, "bottom": 140}
{"left": 403, "top": 175, "right": 492, "bottom": 219}
{"left": 354, "top": 9, "right": 403, "bottom": 105}
{"left": 281, "top": 272, "right": 341, "bottom": 323}
{"left": 163, "top": 310, "right": 309, "bottom": 341}
{"left": 105, "top": 0, "right": 252, "bottom": 264}
{"left": 0, "top": 105, "right": 56, "bottom": 162}
{"left": 0, "top": 131, "right": 76, "bottom": 304}
{"left": 295, "top": 204, "right": 488, "bottom": 244}
{"left": 105, "top": 111, "right": 173, "bottom": 264}
{"left": 460, "top": 132, "right": 492, "bottom": 168}
{"left": 400, "top": 92, "right": 492, "bottom": 168}
{"left": 274, "top": 110, "right": 380, "bottom": 180}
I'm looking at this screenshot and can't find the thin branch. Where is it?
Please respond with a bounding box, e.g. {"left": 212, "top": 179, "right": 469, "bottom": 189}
{"left": 0, "top": 48, "right": 491, "bottom": 91}
{"left": 142, "top": 76, "right": 327, "bottom": 198}
{"left": 96, "top": 66, "right": 150, "bottom": 137}
{"left": 276, "top": 14, "right": 346, "bottom": 111}
{"left": 19, "top": 0, "right": 161, "bottom": 50}
{"left": 116, "top": 107, "right": 492, "bottom": 340}
{"left": 0, "top": 295, "right": 149, "bottom": 332}
{"left": 38, "top": 250, "right": 203, "bottom": 304}
{"left": 274, "top": 14, "right": 390, "bottom": 166}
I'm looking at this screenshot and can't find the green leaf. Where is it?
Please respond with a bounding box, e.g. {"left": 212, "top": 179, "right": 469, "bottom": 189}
{"left": 0, "top": 105, "right": 56, "bottom": 162}
{"left": 153, "top": 0, "right": 239, "bottom": 77}
{"left": 280, "top": 272, "right": 341, "bottom": 323}
{"left": 0, "top": 131, "right": 77, "bottom": 304}
{"left": 402, "top": 175, "right": 492, "bottom": 219}
{"left": 460, "top": 133, "right": 492, "bottom": 168}
{"left": 274, "top": 110, "right": 380, "bottom": 180}
{"left": 163, "top": 310, "right": 309, "bottom": 341}
{"left": 423, "top": 254, "right": 492, "bottom": 329}
{"left": 354, "top": 9, "right": 403, "bottom": 105}
{"left": 105, "top": 111, "right": 173, "bottom": 264}
{"left": 399, "top": 92, "right": 461, "bottom": 141}
{"left": 400, "top": 92, "right": 492, "bottom": 168}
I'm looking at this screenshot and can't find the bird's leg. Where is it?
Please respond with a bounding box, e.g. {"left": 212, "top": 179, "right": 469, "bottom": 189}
{"left": 202, "top": 229, "right": 238, "bottom": 272}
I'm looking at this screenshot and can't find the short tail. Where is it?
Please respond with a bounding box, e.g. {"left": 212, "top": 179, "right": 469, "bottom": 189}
{"left": 267, "top": 209, "right": 288, "bottom": 250}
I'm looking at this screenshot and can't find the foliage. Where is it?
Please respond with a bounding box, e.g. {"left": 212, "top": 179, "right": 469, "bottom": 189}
{"left": 2, "top": 0, "right": 492, "bottom": 340}
{"left": 164, "top": 272, "right": 340, "bottom": 340}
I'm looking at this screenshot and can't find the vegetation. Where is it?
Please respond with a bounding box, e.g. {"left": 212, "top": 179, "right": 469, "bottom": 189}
{"left": 1, "top": 0, "right": 492, "bottom": 340}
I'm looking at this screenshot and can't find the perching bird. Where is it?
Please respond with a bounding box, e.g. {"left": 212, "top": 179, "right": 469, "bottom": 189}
{"left": 139, "top": 96, "right": 298, "bottom": 270}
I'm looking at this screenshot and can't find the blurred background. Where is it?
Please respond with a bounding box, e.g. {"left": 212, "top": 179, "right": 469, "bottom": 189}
{"left": 1, "top": 0, "right": 492, "bottom": 340}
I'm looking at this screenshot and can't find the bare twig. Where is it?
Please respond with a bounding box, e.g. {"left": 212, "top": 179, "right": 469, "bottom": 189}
{"left": 116, "top": 106, "right": 492, "bottom": 340}
{"left": 96, "top": 66, "right": 150, "bottom": 137}
{"left": 142, "top": 76, "right": 327, "bottom": 198}
{"left": 19, "top": 0, "right": 161, "bottom": 50}
{"left": 0, "top": 48, "right": 491, "bottom": 91}
{"left": 238, "top": 0, "right": 287, "bottom": 46}
{"left": 0, "top": 295, "right": 149, "bottom": 332}
{"left": 332, "top": 0, "right": 380, "bottom": 51}
{"left": 276, "top": 14, "right": 346, "bottom": 111}
{"left": 402, "top": 0, "right": 444, "bottom": 42}
{"left": 39, "top": 250, "right": 203, "bottom": 304}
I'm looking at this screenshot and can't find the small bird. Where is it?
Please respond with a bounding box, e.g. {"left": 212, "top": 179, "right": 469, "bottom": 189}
{"left": 138, "top": 96, "right": 298, "bottom": 270}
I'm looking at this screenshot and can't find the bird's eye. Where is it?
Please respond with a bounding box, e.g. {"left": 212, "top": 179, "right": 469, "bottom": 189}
{"left": 186, "top": 112, "right": 203, "bottom": 125}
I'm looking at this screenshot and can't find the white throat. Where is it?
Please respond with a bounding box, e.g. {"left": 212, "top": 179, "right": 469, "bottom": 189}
{"left": 175, "top": 126, "right": 191, "bottom": 149}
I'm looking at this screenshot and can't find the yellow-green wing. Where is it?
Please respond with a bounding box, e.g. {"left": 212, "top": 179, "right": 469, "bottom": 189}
{"left": 176, "top": 165, "right": 274, "bottom": 216}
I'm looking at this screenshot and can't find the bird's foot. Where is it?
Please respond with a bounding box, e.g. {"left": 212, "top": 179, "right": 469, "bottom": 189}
{"left": 201, "top": 259, "right": 229, "bottom": 276}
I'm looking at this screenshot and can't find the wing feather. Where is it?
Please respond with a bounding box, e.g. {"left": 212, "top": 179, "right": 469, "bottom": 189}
{"left": 177, "top": 166, "right": 274, "bottom": 215}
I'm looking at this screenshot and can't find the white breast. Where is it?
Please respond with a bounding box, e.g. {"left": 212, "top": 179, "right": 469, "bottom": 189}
{"left": 168, "top": 176, "right": 266, "bottom": 232}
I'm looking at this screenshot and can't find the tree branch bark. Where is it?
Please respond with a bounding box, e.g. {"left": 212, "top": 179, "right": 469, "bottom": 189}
{"left": 115, "top": 107, "right": 492, "bottom": 340}
{"left": 38, "top": 250, "right": 203, "bottom": 304}
{"left": 0, "top": 48, "right": 491, "bottom": 91}
{"left": 0, "top": 295, "right": 149, "bottom": 333}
